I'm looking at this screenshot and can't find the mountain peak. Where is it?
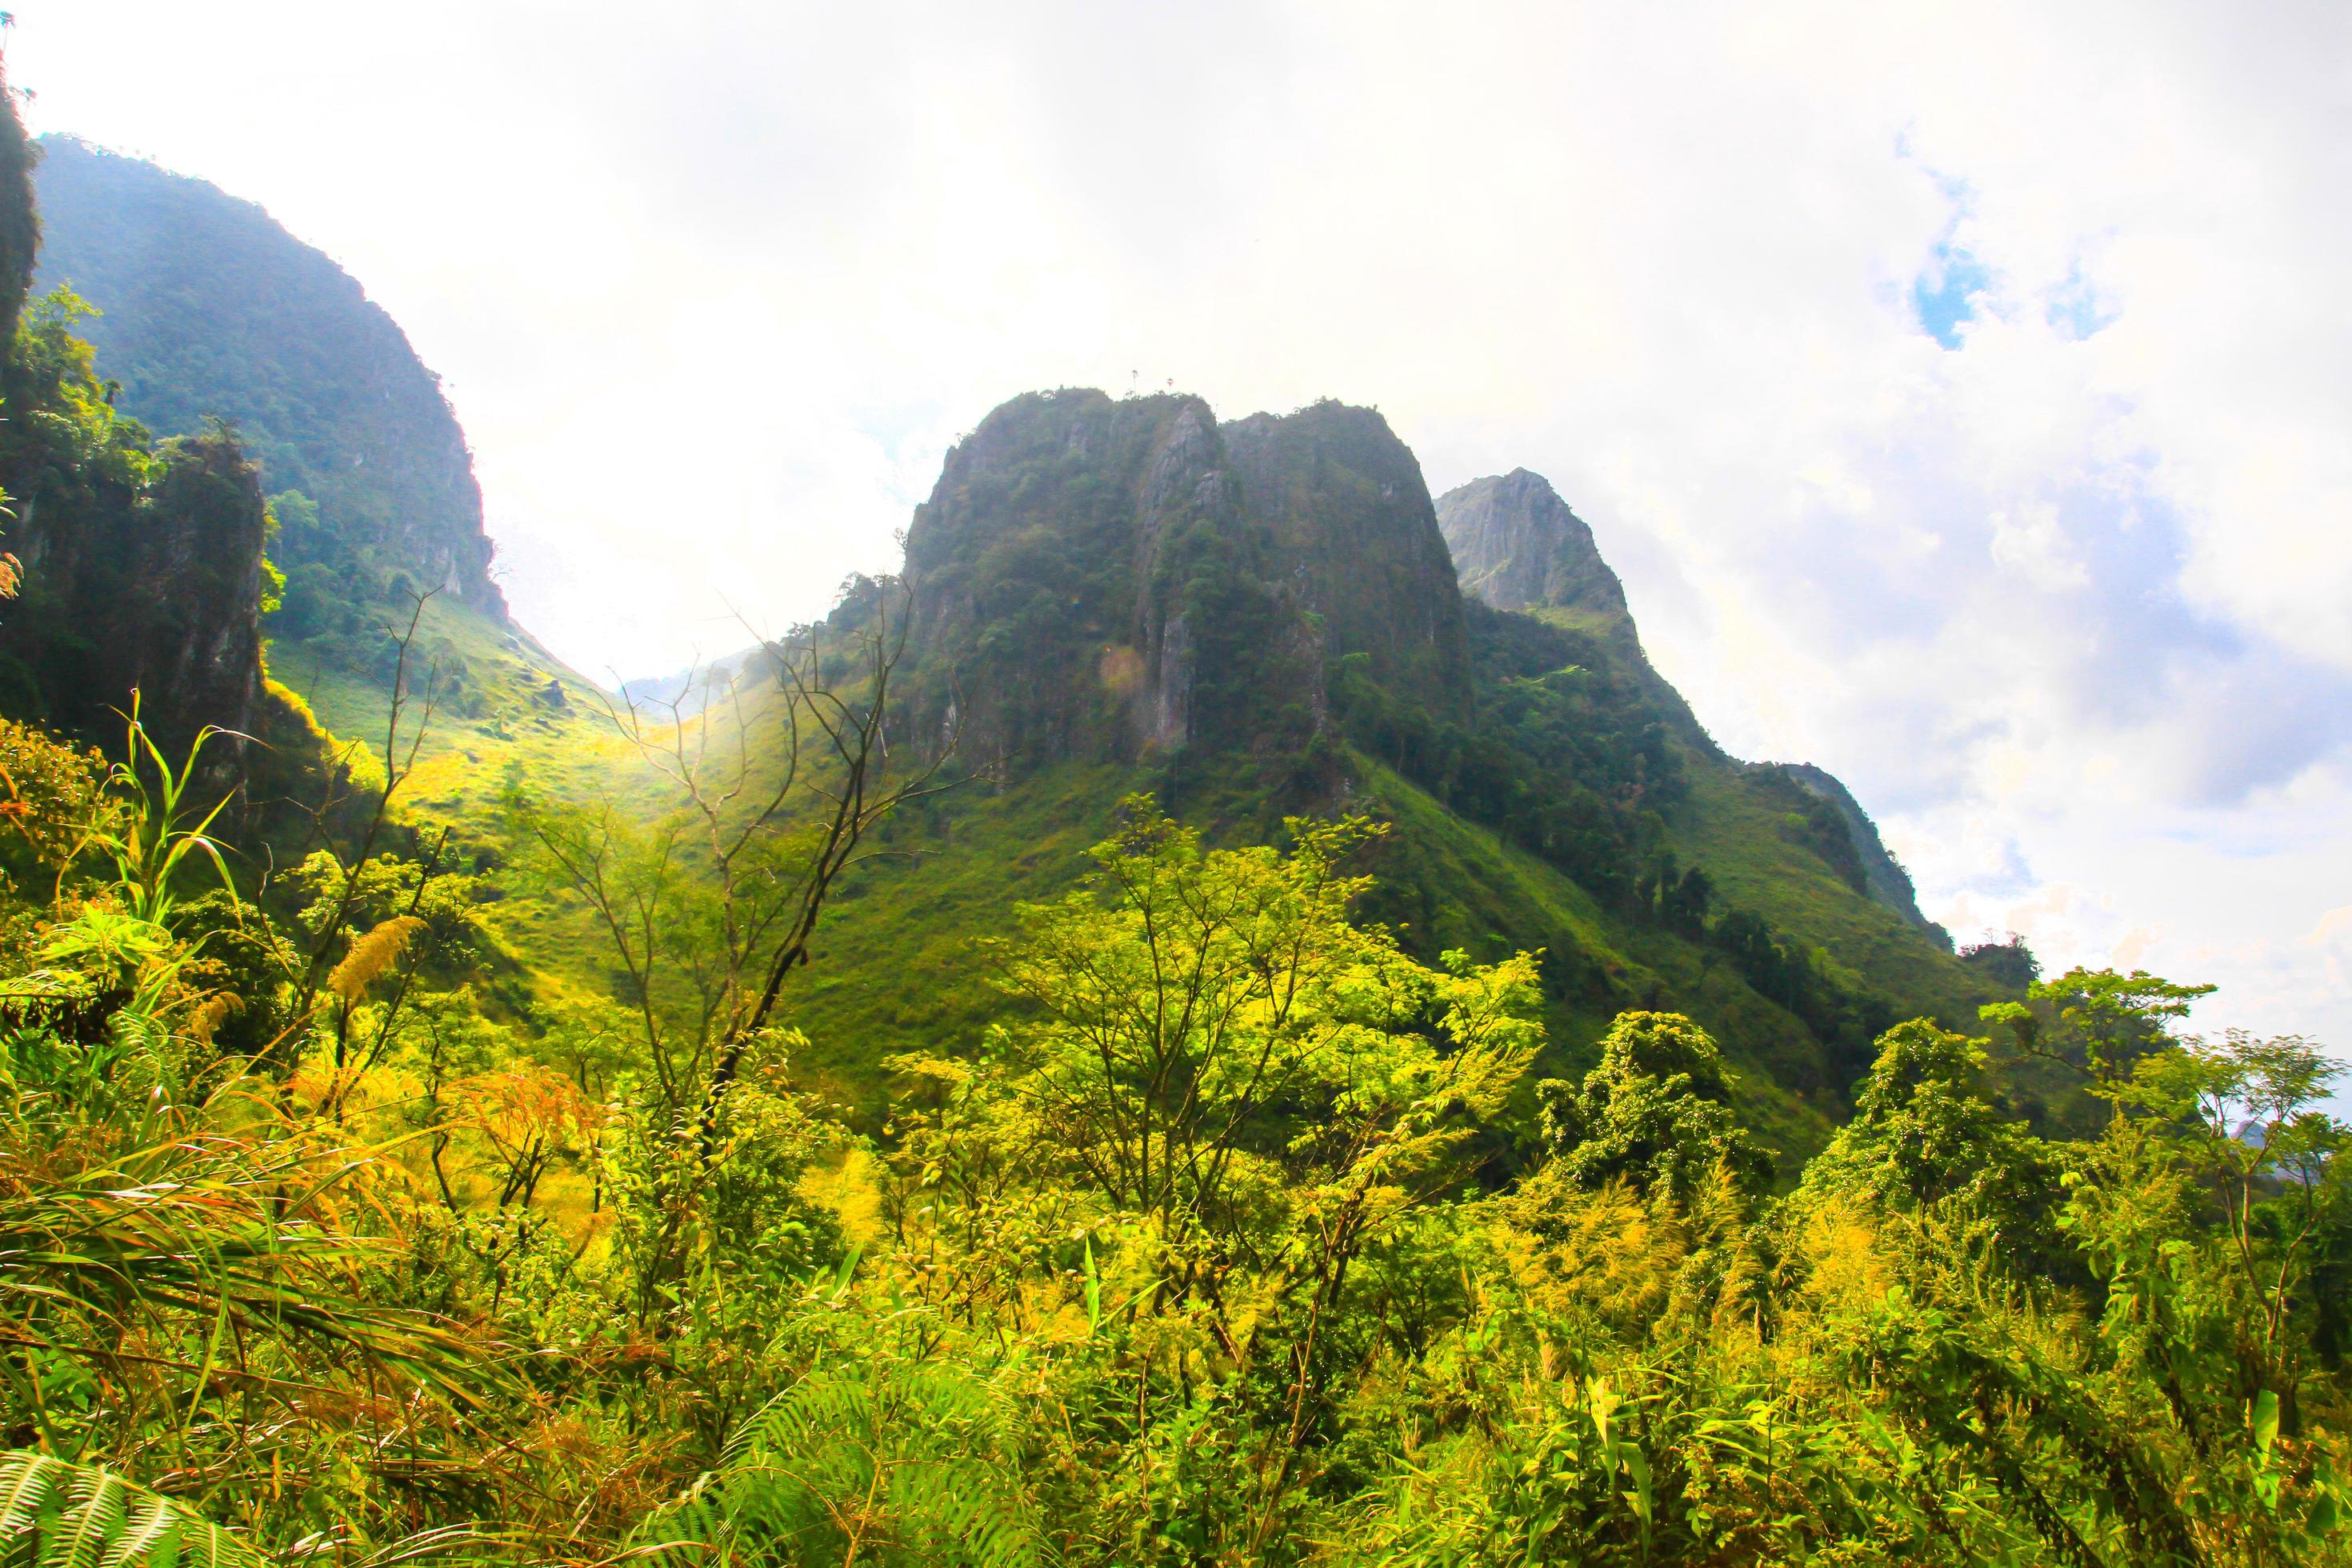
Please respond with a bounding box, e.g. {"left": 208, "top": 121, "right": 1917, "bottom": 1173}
{"left": 898, "top": 389, "right": 1466, "bottom": 772}
{"left": 1434, "top": 468, "right": 1627, "bottom": 624}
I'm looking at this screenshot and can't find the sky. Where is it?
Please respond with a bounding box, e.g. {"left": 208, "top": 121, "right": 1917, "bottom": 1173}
{"left": 11, "top": 1, "right": 2352, "bottom": 1080}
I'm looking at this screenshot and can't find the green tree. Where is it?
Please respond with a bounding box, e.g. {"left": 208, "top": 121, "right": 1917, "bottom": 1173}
{"left": 1542, "top": 1010, "right": 1772, "bottom": 1202}
{"left": 1983, "top": 966, "right": 2214, "bottom": 1122}
{"left": 1806, "top": 1019, "right": 2045, "bottom": 1208}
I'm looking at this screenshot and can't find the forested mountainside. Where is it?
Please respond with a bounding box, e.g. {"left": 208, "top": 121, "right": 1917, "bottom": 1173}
{"left": 1, "top": 74, "right": 2346, "bottom": 1568}
{"left": 32, "top": 136, "right": 506, "bottom": 620}
{"left": 762, "top": 388, "right": 1994, "bottom": 1152}
{"left": 25, "top": 138, "right": 598, "bottom": 791}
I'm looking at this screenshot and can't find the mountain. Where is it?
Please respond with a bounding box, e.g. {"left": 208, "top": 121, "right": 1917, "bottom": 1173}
{"left": 6, "top": 125, "right": 1999, "bottom": 1159}
{"left": 30, "top": 136, "right": 506, "bottom": 621}
{"left": 744, "top": 390, "right": 2003, "bottom": 1156}
{"left": 1436, "top": 464, "right": 1947, "bottom": 945}
{"left": 20, "top": 137, "right": 609, "bottom": 805}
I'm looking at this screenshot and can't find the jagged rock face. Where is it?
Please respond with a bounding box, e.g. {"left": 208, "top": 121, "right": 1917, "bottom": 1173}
{"left": 0, "top": 426, "right": 269, "bottom": 762}
{"left": 902, "top": 391, "right": 1234, "bottom": 771}
{"left": 113, "top": 434, "right": 269, "bottom": 759}
{"left": 898, "top": 390, "right": 1463, "bottom": 773}
{"left": 30, "top": 137, "right": 506, "bottom": 618}
{"left": 1222, "top": 401, "right": 1469, "bottom": 712}
{"left": 1435, "top": 468, "right": 1628, "bottom": 622}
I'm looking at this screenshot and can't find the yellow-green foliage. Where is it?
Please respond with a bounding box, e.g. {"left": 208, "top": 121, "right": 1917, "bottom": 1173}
{"left": 326, "top": 914, "right": 425, "bottom": 1002}
{"left": 0, "top": 694, "right": 2344, "bottom": 1568}
{"left": 0, "top": 715, "right": 112, "bottom": 890}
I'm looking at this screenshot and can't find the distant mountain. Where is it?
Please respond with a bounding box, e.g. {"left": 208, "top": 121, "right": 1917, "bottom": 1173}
{"left": 30, "top": 136, "right": 505, "bottom": 621}
{"left": 1436, "top": 465, "right": 1946, "bottom": 946}
{"left": 2, "top": 108, "right": 1995, "bottom": 1149}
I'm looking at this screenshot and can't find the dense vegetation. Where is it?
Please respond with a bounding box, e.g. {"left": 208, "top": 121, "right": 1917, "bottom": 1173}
{"left": 0, "top": 682, "right": 2343, "bottom": 1565}
{"left": 0, "top": 273, "right": 280, "bottom": 758}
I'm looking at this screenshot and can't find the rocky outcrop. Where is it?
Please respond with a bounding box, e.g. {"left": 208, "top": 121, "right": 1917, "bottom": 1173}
{"left": 1435, "top": 466, "right": 1717, "bottom": 754}
{"left": 1221, "top": 401, "right": 1469, "bottom": 713}
{"left": 1435, "top": 468, "right": 1628, "bottom": 623}
{"left": 0, "top": 424, "right": 270, "bottom": 763}
{"left": 897, "top": 390, "right": 1465, "bottom": 774}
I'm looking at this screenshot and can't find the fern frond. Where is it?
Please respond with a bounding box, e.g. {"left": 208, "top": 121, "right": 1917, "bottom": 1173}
{"left": 638, "top": 1358, "right": 1038, "bottom": 1567}
{"left": 0, "top": 1451, "right": 262, "bottom": 1568}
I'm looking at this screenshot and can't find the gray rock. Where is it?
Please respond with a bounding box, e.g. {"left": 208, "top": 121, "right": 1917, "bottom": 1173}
{"left": 1434, "top": 468, "right": 1626, "bottom": 620}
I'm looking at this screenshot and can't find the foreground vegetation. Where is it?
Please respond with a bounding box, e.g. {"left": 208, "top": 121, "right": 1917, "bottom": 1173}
{"left": 0, "top": 648, "right": 2342, "bottom": 1566}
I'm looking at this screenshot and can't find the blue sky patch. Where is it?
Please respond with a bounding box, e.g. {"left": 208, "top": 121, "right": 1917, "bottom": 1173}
{"left": 1914, "top": 240, "right": 1992, "bottom": 349}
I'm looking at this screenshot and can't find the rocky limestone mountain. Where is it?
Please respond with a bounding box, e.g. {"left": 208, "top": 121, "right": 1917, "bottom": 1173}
{"left": 772, "top": 387, "right": 2006, "bottom": 1129}
{"left": 1436, "top": 467, "right": 1629, "bottom": 625}
{"left": 31, "top": 136, "right": 506, "bottom": 618}
{"left": 899, "top": 390, "right": 1462, "bottom": 774}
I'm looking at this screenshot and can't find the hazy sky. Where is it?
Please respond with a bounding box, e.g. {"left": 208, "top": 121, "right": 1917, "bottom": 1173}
{"left": 14, "top": 1, "right": 2352, "bottom": 1073}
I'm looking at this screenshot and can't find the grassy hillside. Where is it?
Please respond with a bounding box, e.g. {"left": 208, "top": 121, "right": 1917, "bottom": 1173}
{"left": 758, "top": 738, "right": 1987, "bottom": 1166}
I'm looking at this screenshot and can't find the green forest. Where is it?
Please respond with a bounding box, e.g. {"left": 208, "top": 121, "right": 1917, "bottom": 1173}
{"left": 0, "top": 65, "right": 2347, "bottom": 1568}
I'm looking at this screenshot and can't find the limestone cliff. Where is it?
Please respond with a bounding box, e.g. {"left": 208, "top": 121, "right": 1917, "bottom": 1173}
{"left": 899, "top": 390, "right": 1462, "bottom": 774}
{"left": 1435, "top": 467, "right": 1628, "bottom": 626}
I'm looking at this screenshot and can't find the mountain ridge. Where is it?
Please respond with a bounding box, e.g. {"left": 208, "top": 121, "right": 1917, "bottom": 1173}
{"left": 1436, "top": 462, "right": 1940, "bottom": 942}
{"left": 762, "top": 386, "right": 2001, "bottom": 1135}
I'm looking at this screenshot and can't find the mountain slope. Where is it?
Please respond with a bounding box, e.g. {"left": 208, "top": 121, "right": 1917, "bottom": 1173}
{"left": 31, "top": 136, "right": 506, "bottom": 622}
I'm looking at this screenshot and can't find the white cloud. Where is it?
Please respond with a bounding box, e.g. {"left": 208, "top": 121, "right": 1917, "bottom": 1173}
{"left": 12, "top": 0, "right": 2352, "bottom": 1071}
